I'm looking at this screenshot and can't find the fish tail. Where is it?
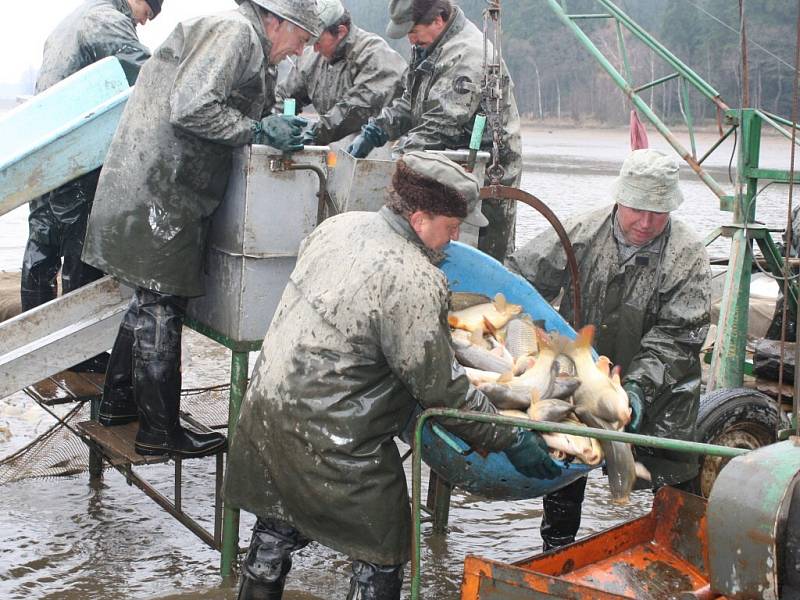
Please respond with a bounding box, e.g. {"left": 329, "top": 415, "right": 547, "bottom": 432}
{"left": 493, "top": 293, "right": 507, "bottom": 313}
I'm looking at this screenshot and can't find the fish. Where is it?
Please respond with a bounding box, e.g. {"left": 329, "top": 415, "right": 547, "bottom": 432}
{"left": 479, "top": 383, "right": 532, "bottom": 411}
{"left": 453, "top": 336, "right": 514, "bottom": 373}
{"left": 448, "top": 293, "right": 522, "bottom": 332}
{"left": 498, "top": 409, "right": 529, "bottom": 419}
{"left": 450, "top": 291, "right": 492, "bottom": 312}
{"left": 575, "top": 406, "right": 636, "bottom": 504}
{"left": 562, "top": 325, "right": 631, "bottom": 429}
{"left": 463, "top": 366, "right": 505, "bottom": 386}
{"left": 527, "top": 397, "right": 576, "bottom": 422}
{"left": 541, "top": 417, "right": 603, "bottom": 465}
{"left": 504, "top": 316, "right": 539, "bottom": 360}
{"left": 506, "top": 355, "right": 580, "bottom": 401}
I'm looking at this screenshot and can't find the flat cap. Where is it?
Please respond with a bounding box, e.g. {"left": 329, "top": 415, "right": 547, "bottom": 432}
{"left": 386, "top": 0, "right": 414, "bottom": 39}
{"left": 317, "top": 0, "right": 345, "bottom": 29}
{"left": 613, "top": 149, "right": 684, "bottom": 212}
{"left": 402, "top": 151, "right": 488, "bottom": 227}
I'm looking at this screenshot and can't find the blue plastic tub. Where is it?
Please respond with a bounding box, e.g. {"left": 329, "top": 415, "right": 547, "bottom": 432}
{"left": 419, "top": 241, "right": 596, "bottom": 501}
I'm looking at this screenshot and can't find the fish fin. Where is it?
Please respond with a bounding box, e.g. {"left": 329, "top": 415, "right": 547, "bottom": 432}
{"left": 611, "top": 370, "right": 622, "bottom": 387}
{"left": 469, "top": 325, "right": 484, "bottom": 346}
{"left": 497, "top": 370, "right": 513, "bottom": 384}
{"left": 596, "top": 355, "right": 613, "bottom": 376}
{"left": 493, "top": 293, "right": 507, "bottom": 313}
{"left": 574, "top": 325, "right": 596, "bottom": 349}
{"left": 482, "top": 316, "right": 499, "bottom": 337}
{"left": 447, "top": 315, "right": 461, "bottom": 329}
{"left": 513, "top": 355, "right": 530, "bottom": 376}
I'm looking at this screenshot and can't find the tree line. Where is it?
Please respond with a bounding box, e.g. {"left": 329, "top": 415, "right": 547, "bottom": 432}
{"left": 346, "top": 0, "right": 799, "bottom": 125}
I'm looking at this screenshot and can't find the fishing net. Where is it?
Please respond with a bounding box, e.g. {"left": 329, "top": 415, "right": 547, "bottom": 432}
{"left": 0, "top": 385, "right": 231, "bottom": 486}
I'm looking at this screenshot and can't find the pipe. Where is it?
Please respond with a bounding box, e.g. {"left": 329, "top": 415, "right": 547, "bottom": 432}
{"left": 285, "top": 162, "right": 330, "bottom": 224}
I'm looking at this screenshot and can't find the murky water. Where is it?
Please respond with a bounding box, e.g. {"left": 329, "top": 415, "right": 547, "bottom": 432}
{"left": 1, "top": 126, "right": 798, "bottom": 599}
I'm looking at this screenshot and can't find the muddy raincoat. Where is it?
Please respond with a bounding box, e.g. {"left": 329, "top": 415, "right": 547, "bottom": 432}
{"left": 36, "top": 0, "right": 150, "bottom": 91}
{"left": 82, "top": 1, "right": 276, "bottom": 297}
{"left": 276, "top": 25, "right": 405, "bottom": 145}
{"left": 372, "top": 7, "right": 522, "bottom": 260}
{"left": 225, "top": 207, "right": 516, "bottom": 565}
{"left": 508, "top": 205, "right": 711, "bottom": 486}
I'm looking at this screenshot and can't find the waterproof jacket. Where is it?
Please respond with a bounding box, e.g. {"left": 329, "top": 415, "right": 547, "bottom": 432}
{"left": 83, "top": 2, "right": 275, "bottom": 297}
{"left": 508, "top": 205, "right": 711, "bottom": 486}
{"left": 225, "top": 207, "right": 516, "bottom": 564}
{"left": 37, "top": 0, "right": 150, "bottom": 90}
{"left": 276, "top": 25, "right": 405, "bottom": 145}
{"left": 372, "top": 7, "right": 521, "bottom": 187}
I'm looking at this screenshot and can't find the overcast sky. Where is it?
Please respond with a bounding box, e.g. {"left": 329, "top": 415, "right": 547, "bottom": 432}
{"left": 0, "top": 0, "right": 239, "bottom": 85}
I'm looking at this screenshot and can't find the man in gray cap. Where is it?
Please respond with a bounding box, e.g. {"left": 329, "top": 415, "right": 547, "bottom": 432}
{"left": 21, "top": 0, "right": 157, "bottom": 373}
{"left": 225, "top": 151, "right": 559, "bottom": 599}
{"left": 508, "top": 148, "right": 711, "bottom": 550}
{"left": 346, "top": 0, "right": 522, "bottom": 263}
{"left": 275, "top": 0, "right": 406, "bottom": 146}
{"left": 82, "top": 0, "right": 318, "bottom": 458}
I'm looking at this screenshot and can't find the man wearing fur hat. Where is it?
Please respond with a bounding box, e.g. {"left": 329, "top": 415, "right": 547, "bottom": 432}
{"left": 347, "top": 0, "right": 522, "bottom": 263}
{"left": 21, "top": 0, "right": 157, "bottom": 373}
{"left": 83, "top": 0, "right": 318, "bottom": 458}
{"left": 276, "top": 0, "right": 406, "bottom": 146}
{"left": 508, "top": 149, "right": 711, "bottom": 550}
{"left": 225, "top": 152, "right": 559, "bottom": 599}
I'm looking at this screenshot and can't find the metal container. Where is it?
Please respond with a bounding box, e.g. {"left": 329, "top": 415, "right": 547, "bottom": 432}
{"left": 186, "top": 145, "right": 327, "bottom": 343}
{"left": 327, "top": 148, "right": 489, "bottom": 246}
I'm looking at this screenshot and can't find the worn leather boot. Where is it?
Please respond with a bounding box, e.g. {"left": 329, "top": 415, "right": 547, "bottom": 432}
{"left": 346, "top": 560, "right": 404, "bottom": 600}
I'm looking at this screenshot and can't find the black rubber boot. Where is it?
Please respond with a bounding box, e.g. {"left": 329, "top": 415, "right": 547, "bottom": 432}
{"left": 98, "top": 300, "right": 138, "bottom": 426}
{"left": 238, "top": 518, "right": 310, "bottom": 600}
{"left": 131, "top": 288, "right": 225, "bottom": 458}
{"left": 346, "top": 560, "right": 404, "bottom": 600}
{"left": 540, "top": 476, "right": 587, "bottom": 551}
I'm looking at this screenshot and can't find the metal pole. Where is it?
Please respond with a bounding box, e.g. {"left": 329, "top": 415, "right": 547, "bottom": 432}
{"left": 89, "top": 395, "right": 103, "bottom": 481}
{"left": 220, "top": 350, "right": 249, "bottom": 578}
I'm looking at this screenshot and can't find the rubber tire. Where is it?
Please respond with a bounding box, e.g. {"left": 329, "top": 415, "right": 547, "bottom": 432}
{"left": 689, "top": 387, "right": 785, "bottom": 498}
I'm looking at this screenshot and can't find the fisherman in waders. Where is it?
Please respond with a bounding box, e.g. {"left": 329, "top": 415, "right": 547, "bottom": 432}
{"left": 82, "top": 0, "right": 318, "bottom": 458}
{"left": 225, "top": 152, "right": 560, "bottom": 600}
{"left": 21, "top": 0, "right": 158, "bottom": 373}
{"left": 508, "top": 149, "right": 711, "bottom": 550}
{"left": 346, "top": 0, "right": 523, "bottom": 262}
{"left": 275, "top": 0, "right": 406, "bottom": 146}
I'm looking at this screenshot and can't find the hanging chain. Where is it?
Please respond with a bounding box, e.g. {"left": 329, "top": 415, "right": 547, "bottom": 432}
{"left": 481, "top": 0, "right": 506, "bottom": 185}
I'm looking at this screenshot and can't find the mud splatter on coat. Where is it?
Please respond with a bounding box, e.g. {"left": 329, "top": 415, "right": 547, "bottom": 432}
{"left": 36, "top": 0, "right": 150, "bottom": 90}
{"left": 83, "top": 2, "right": 276, "bottom": 297}
{"left": 225, "top": 207, "right": 515, "bottom": 564}
{"left": 508, "top": 205, "right": 711, "bottom": 486}
{"left": 372, "top": 7, "right": 522, "bottom": 260}
{"left": 276, "top": 25, "right": 405, "bottom": 145}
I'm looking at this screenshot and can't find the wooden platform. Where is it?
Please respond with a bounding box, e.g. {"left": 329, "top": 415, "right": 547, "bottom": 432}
{"left": 25, "top": 370, "right": 104, "bottom": 405}
{"left": 77, "top": 421, "right": 169, "bottom": 467}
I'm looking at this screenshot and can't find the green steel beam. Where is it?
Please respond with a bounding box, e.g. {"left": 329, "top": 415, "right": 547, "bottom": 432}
{"left": 743, "top": 167, "right": 800, "bottom": 183}
{"left": 680, "top": 78, "right": 698, "bottom": 159}
{"left": 409, "top": 409, "right": 749, "bottom": 600}
{"left": 633, "top": 72, "right": 680, "bottom": 94}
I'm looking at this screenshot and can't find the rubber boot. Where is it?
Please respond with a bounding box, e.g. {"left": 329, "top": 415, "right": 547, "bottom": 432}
{"left": 133, "top": 355, "right": 226, "bottom": 457}
{"left": 346, "top": 560, "right": 404, "bottom": 600}
{"left": 540, "top": 476, "right": 587, "bottom": 551}
{"left": 237, "top": 559, "right": 291, "bottom": 600}
{"left": 98, "top": 301, "right": 138, "bottom": 426}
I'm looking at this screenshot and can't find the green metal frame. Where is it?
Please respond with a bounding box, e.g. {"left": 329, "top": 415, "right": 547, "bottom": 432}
{"left": 545, "top": 0, "right": 800, "bottom": 390}
{"left": 409, "top": 408, "right": 748, "bottom": 600}
{"left": 184, "top": 317, "right": 261, "bottom": 579}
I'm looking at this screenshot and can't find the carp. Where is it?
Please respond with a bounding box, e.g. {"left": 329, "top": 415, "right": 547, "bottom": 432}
{"left": 541, "top": 417, "right": 603, "bottom": 466}
{"left": 527, "top": 397, "right": 576, "bottom": 422}
{"left": 479, "top": 382, "right": 531, "bottom": 411}
{"left": 448, "top": 293, "right": 523, "bottom": 332}
{"left": 504, "top": 316, "right": 539, "bottom": 360}
{"left": 563, "top": 325, "right": 631, "bottom": 429}
{"left": 450, "top": 291, "right": 492, "bottom": 312}
{"left": 453, "top": 336, "right": 514, "bottom": 373}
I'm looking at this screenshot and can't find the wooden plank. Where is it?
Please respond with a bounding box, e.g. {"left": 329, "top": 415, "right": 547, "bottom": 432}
{"left": 77, "top": 421, "right": 168, "bottom": 467}
{"left": 26, "top": 371, "right": 103, "bottom": 405}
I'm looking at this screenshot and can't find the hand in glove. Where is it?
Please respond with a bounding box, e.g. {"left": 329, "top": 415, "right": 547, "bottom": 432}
{"left": 503, "top": 429, "right": 561, "bottom": 480}
{"left": 623, "top": 382, "right": 645, "bottom": 433}
{"left": 252, "top": 115, "right": 307, "bottom": 151}
{"left": 346, "top": 122, "right": 389, "bottom": 158}
{"left": 300, "top": 121, "right": 319, "bottom": 146}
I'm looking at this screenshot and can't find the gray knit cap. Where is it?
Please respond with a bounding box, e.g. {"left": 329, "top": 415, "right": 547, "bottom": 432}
{"left": 612, "top": 149, "right": 684, "bottom": 212}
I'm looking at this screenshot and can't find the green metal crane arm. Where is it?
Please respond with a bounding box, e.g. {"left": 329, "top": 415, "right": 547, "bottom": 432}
{"left": 543, "top": 0, "right": 729, "bottom": 202}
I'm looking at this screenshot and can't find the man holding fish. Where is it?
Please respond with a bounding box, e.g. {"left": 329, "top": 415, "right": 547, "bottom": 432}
{"left": 508, "top": 149, "right": 711, "bottom": 550}
{"left": 225, "top": 152, "right": 559, "bottom": 599}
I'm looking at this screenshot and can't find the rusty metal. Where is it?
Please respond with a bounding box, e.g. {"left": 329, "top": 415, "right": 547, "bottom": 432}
{"left": 285, "top": 161, "right": 330, "bottom": 223}
{"left": 707, "top": 440, "right": 800, "bottom": 599}
{"left": 480, "top": 185, "right": 582, "bottom": 327}
{"left": 461, "top": 488, "right": 713, "bottom": 599}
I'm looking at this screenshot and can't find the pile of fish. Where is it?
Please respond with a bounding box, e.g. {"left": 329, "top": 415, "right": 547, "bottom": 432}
{"left": 449, "top": 292, "right": 641, "bottom": 504}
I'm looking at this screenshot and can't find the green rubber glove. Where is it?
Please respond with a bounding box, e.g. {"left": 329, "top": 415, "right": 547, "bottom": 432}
{"left": 503, "top": 429, "right": 561, "bottom": 480}
{"left": 346, "top": 122, "right": 389, "bottom": 158}
{"left": 623, "top": 381, "right": 645, "bottom": 433}
{"left": 252, "top": 115, "right": 307, "bottom": 151}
